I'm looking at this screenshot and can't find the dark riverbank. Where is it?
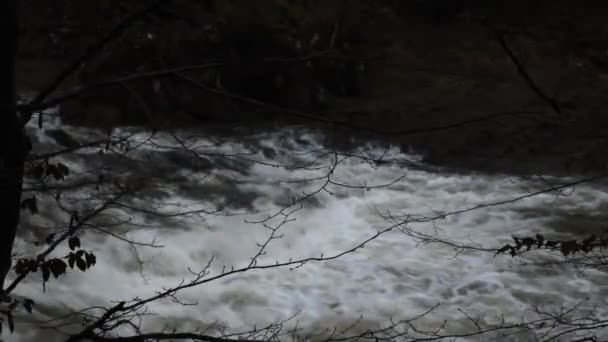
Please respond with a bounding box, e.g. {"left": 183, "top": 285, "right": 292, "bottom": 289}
{"left": 17, "top": 1, "right": 608, "bottom": 176}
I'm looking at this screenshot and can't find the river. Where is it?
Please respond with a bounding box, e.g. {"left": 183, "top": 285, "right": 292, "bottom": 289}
{"left": 4, "top": 117, "right": 608, "bottom": 341}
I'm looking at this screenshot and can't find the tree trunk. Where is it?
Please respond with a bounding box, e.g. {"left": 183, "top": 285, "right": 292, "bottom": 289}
{"left": 0, "top": 0, "right": 24, "bottom": 293}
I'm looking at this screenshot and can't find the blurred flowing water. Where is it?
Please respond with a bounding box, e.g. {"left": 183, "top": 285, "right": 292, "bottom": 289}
{"left": 4, "top": 116, "right": 608, "bottom": 341}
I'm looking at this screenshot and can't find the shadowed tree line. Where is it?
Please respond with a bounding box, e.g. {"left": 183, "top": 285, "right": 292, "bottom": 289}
{"left": 14, "top": 0, "right": 608, "bottom": 175}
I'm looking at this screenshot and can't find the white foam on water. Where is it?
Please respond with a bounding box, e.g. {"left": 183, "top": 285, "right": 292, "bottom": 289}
{"left": 4, "top": 118, "right": 608, "bottom": 341}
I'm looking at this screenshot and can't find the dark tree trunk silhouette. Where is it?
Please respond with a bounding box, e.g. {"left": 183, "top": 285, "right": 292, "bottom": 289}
{"left": 0, "top": 0, "right": 24, "bottom": 292}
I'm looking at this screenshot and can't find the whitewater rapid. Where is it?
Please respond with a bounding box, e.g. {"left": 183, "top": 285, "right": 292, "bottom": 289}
{"left": 4, "top": 118, "right": 608, "bottom": 341}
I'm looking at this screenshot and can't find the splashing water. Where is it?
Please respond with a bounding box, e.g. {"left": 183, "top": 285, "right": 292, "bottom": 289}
{"left": 4, "top": 117, "right": 608, "bottom": 341}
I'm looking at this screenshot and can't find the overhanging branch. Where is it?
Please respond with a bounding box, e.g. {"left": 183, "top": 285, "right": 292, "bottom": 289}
{"left": 493, "top": 30, "right": 562, "bottom": 115}
{"left": 22, "top": 1, "right": 170, "bottom": 126}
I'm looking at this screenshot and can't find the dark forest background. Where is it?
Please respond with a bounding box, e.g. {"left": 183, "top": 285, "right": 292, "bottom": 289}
{"left": 17, "top": 0, "right": 608, "bottom": 173}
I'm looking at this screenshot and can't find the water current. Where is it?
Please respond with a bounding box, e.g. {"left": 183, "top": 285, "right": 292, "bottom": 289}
{"left": 4, "top": 117, "right": 608, "bottom": 341}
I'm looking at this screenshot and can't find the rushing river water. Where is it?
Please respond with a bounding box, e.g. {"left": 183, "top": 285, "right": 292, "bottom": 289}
{"left": 4, "top": 118, "right": 608, "bottom": 341}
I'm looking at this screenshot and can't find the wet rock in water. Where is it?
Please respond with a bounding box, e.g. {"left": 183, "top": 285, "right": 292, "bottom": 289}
{"left": 299, "top": 195, "right": 323, "bottom": 209}
{"left": 163, "top": 150, "right": 213, "bottom": 171}
{"left": 457, "top": 280, "right": 499, "bottom": 296}
{"left": 274, "top": 187, "right": 324, "bottom": 209}
{"left": 260, "top": 146, "right": 276, "bottom": 159}
{"left": 214, "top": 156, "right": 252, "bottom": 175}
{"left": 46, "top": 129, "right": 80, "bottom": 148}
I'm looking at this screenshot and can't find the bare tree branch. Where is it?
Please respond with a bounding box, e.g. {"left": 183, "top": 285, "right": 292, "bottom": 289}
{"left": 493, "top": 30, "right": 562, "bottom": 115}
{"left": 23, "top": 2, "right": 168, "bottom": 126}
